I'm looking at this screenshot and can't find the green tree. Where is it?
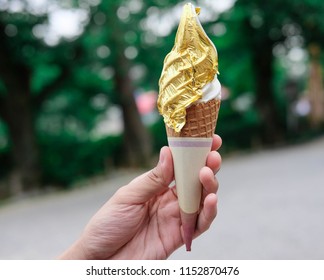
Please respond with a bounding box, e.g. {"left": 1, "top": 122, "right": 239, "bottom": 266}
{"left": 218, "top": 0, "right": 324, "bottom": 143}
{"left": 0, "top": 0, "right": 174, "bottom": 193}
{"left": 0, "top": 9, "right": 100, "bottom": 192}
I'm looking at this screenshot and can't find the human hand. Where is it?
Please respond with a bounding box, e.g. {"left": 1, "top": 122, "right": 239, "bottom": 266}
{"left": 59, "top": 134, "right": 222, "bottom": 260}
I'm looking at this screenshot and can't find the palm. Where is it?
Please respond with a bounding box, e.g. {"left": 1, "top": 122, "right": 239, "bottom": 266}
{"left": 111, "top": 187, "right": 183, "bottom": 259}
{"left": 84, "top": 186, "right": 183, "bottom": 260}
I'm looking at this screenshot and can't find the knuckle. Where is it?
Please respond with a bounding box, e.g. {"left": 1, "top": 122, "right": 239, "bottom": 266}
{"left": 147, "top": 167, "right": 164, "bottom": 187}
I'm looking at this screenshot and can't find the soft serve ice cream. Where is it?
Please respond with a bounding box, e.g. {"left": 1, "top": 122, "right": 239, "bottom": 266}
{"left": 158, "top": 3, "right": 221, "bottom": 133}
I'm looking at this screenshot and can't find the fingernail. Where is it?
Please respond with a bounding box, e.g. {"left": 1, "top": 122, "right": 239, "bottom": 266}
{"left": 159, "top": 148, "right": 165, "bottom": 166}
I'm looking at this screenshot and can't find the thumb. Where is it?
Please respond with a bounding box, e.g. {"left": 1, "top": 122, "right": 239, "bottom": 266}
{"left": 117, "top": 146, "right": 174, "bottom": 204}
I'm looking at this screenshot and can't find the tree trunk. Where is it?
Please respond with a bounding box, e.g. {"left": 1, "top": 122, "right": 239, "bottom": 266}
{"left": 4, "top": 93, "right": 41, "bottom": 194}
{"left": 307, "top": 43, "right": 324, "bottom": 128}
{"left": 108, "top": 4, "right": 152, "bottom": 167}
{"left": 253, "top": 38, "right": 285, "bottom": 144}
{"left": 0, "top": 22, "right": 41, "bottom": 194}
{"left": 114, "top": 50, "right": 152, "bottom": 167}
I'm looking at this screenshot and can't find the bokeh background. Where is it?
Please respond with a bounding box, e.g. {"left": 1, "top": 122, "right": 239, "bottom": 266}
{"left": 0, "top": 0, "right": 323, "bottom": 259}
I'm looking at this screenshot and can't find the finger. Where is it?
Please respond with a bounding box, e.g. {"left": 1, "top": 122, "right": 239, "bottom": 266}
{"left": 211, "top": 134, "right": 222, "bottom": 151}
{"left": 160, "top": 135, "right": 221, "bottom": 197}
{"left": 196, "top": 193, "right": 218, "bottom": 235}
{"left": 200, "top": 166, "right": 218, "bottom": 203}
{"left": 172, "top": 152, "right": 221, "bottom": 200}
{"left": 206, "top": 150, "right": 222, "bottom": 174}
{"left": 117, "top": 146, "right": 174, "bottom": 204}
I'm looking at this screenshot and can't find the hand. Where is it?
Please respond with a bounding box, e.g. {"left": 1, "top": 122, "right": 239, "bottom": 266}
{"left": 59, "top": 135, "right": 222, "bottom": 260}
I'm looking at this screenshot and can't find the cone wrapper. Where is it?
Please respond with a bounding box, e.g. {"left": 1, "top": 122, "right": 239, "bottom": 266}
{"left": 168, "top": 137, "right": 212, "bottom": 213}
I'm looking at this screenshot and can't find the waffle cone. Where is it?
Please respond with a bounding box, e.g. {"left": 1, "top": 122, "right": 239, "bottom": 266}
{"left": 166, "top": 98, "right": 221, "bottom": 137}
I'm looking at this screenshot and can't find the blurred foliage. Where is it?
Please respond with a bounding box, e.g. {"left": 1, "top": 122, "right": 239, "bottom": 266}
{"left": 39, "top": 134, "right": 122, "bottom": 186}
{"left": 1, "top": 0, "right": 324, "bottom": 195}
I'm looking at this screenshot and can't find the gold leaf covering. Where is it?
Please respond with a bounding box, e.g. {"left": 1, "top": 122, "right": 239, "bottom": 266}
{"left": 157, "top": 3, "right": 218, "bottom": 132}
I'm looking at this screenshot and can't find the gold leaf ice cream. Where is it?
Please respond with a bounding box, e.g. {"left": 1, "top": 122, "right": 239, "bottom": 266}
{"left": 157, "top": 2, "right": 221, "bottom": 252}
{"left": 157, "top": 3, "right": 220, "bottom": 133}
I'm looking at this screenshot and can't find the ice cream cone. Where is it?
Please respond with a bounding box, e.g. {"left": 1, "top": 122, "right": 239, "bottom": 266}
{"left": 157, "top": 3, "right": 221, "bottom": 251}
{"left": 166, "top": 99, "right": 220, "bottom": 138}
{"left": 166, "top": 98, "right": 220, "bottom": 251}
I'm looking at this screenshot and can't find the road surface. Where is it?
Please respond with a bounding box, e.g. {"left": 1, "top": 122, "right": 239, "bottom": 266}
{"left": 0, "top": 136, "right": 323, "bottom": 259}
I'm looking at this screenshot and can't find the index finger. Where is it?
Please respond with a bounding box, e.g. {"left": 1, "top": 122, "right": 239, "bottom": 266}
{"left": 211, "top": 134, "right": 222, "bottom": 151}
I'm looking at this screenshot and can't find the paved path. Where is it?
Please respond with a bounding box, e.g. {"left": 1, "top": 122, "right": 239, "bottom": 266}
{"left": 0, "top": 137, "right": 323, "bottom": 260}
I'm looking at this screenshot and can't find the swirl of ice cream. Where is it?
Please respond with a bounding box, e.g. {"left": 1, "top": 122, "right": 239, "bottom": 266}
{"left": 157, "top": 3, "right": 220, "bottom": 133}
{"left": 200, "top": 76, "right": 221, "bottom": 103}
